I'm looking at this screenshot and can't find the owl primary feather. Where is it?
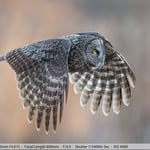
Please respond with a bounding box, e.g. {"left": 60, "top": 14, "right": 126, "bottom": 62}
{"left": 0, "top": 32, "right": 136, "bottom": 134}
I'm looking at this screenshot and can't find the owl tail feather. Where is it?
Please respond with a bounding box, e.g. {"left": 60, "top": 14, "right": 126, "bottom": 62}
{"left": 0, "top": 55, "right": 6, "bottom": 61}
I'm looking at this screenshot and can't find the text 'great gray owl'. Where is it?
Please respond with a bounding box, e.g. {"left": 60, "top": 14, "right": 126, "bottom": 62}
{"left": 0, "top": 32, "right": 136, "bottom": 134}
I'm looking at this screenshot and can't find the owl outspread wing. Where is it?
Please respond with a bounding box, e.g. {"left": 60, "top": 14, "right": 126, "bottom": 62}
{"left": 5, "top": 39, "right": 70, "bottom": 133}
{"left": 0, "top": 32, "right": 136, "bottom": 133}
{"left": 70, "top": 49, "right": 136, "bottom": 116}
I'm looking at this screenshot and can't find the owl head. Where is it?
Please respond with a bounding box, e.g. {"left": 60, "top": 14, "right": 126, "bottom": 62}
{"left": 68, "top": 32, "right": 114, "bottom": 73}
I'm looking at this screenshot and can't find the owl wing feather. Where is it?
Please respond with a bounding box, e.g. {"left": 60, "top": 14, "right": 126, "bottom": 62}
{"left": 0, "top": 32, "right": 136, "bottom": 134}
{"left": 6, "top": 39, "right": 70, "bottom": 133}
{"left": 70, "top": 50, "right": 136, "bottom": 115}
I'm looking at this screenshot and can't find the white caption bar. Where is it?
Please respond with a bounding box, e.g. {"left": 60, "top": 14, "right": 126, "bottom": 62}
{"left": 0, "top": 144, "right": 150, "bottom": 149}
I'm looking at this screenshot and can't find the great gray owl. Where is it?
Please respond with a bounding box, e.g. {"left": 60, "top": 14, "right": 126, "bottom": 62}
{"left": 0, "top": 32, "right": 136, "bottom": 134}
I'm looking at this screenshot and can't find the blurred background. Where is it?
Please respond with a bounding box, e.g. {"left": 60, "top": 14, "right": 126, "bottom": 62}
{"left": 0, "top": 0, "right": 149, "bottom": 143}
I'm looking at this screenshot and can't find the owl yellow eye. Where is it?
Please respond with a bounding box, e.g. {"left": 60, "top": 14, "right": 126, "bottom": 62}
{"left": 91, "top": 49, "right": 99, "bottom": 55}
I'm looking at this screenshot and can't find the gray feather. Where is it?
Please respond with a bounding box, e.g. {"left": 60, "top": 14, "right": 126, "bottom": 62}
{"left": 0, "top": 32, "right": 135, "bottom": 134}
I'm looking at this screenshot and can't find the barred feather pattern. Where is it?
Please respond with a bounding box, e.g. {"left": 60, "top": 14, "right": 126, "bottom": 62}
{"left": 16, "top": 69, "right": 66, "bottom": 133}
{"left": 69, "top": 51, "right": 136, "bottom": 116}
{"left": 6, "top": 39, "right": 69, "bottom": 134}
{"left": 1, "top": 32, "right": 136, "bottom": 134}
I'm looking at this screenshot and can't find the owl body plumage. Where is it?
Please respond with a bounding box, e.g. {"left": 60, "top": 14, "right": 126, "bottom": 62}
{"left": 0, "top": 32, "right": 136, "bottom": 133}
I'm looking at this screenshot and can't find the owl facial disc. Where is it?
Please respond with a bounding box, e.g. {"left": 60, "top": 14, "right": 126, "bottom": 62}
{"left": 86, "top": 39, "right": 105, "bottom": 70}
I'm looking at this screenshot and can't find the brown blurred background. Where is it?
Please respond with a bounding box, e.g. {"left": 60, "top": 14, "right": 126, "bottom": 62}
{"left": 0, "top": 0, "right": 149, "bottom": 143}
